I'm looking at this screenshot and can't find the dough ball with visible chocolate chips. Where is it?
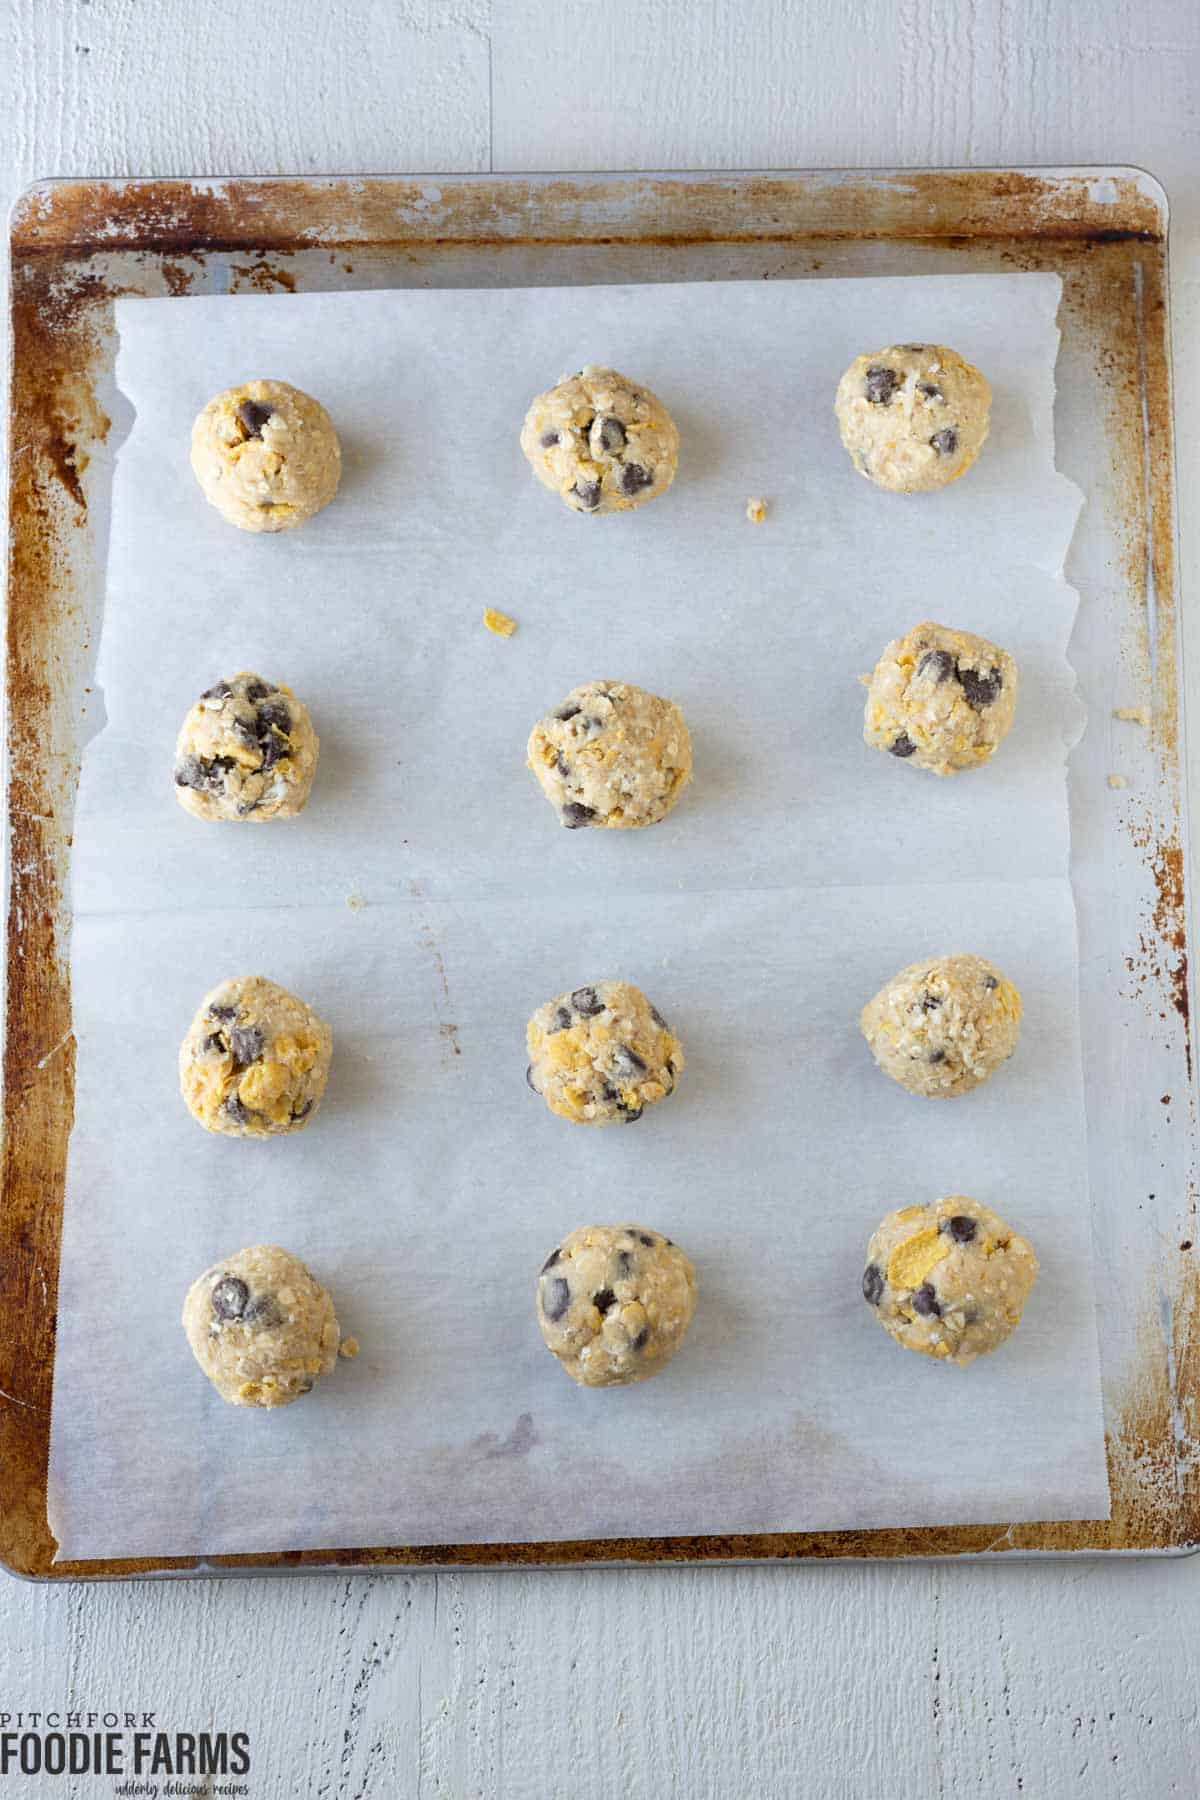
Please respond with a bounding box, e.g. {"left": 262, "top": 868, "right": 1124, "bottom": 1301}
{"left": 835, "top": 344, "right": 990, "bottom": 493}
{"left": 190, "top": 378, "right": 340, "bottom": 532}
{"left": 537, "top": 1224, "right": 697, "bottom": 1387}
{"left": 174, "top": 671, "right": 319, "bottom": 821}
{"left": 863, "top": 622, "right": 1018, "bottom": 775}
{"left": 520, "top": 365, "right": 679, "bottom": 515}
{"left": 861, "top": 953, "right": 1021, "bottom": 1098}
{"left": 862, "top": 1196, "right": 1038, "bottom": 1366}
{"left": 526, "top": 979, "right": 683, "bottom": 1126}
{"left": 527, "top": 680, "right": 692, "bottom": 829}
{"left": 180, "top": 975, "right": 332, "bottom": 1137}
{"left": 183, "top": 1243, "right": 355, "bottom": 1407}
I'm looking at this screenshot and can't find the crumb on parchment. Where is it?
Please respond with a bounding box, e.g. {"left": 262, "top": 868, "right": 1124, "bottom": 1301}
{"left": 1108, "top": 774, "right": 1128, "bottom": 789}
{"left": 745, "top": 496, "right": 768, "bottom": 524}
{"left": 346, "top": 890, "right": 365, "bottom": 913}
{"left": 484, "top": 607, "right": 517, "bottom": 637}
{"left": 1114, "top": 706, "right": 1150, "bottom": 725}
{"left": 339, "top": 1336, "right": 360, "bottom": 1359}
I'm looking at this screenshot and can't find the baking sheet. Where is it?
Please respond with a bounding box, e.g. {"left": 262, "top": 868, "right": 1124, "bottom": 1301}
{"left": 48, "top": 275, "right": 1110, "bottom": 1558}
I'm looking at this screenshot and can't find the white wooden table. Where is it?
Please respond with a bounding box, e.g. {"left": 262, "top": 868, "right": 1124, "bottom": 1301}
{"left": 4, "top": 2, "right": 1199, "bottom": 1793}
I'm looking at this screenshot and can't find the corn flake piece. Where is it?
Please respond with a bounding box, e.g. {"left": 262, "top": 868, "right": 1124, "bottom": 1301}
{"left": 745, "top": 496, "right": 768, "bottom": 524}
{"left": 484, "top": 607, "right": 517, "bottom": 638}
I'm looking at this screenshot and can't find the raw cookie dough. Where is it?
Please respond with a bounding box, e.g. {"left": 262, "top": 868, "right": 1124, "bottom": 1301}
{"left": 527, "top": 680, "right": 692, "bottom": 829}
{"left": 180, "top": 975, "right": 332, "bottom": 1137}
{"left": 520, "top": 365, "right": 679, "bottom": 514}
{"left": 174, "top": 671, "right": 319, "bottom": 821}
{"left": 835, "top": 344, "right": 991, "bottom": 493}
{"left": 526, "top": 980, "right": 683, "bottom": 1125}
{"left": 537, "top": 1224, "right": 697, "bottom": 1387}
{"left": 190, "top": 378, "right": 341, "bottom": 532}
{"left": 860, "top": 953, "right": 1021, "bottom": 1098}
{"left": 862, "top": 1196, "right": 1038, "bottom": 1366}
{"left": 863, "top": 622, "right": 1018, "bottom": 775}
{"left": 183, "top": 1243, "right": 349, "bottom": 1407}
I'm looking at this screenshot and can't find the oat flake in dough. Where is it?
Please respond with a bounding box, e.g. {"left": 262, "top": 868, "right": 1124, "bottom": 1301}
{"left": 862, "top": 1196, "right": 1038, "bottom": 1366}
{"left": 835, "top": 344, "right": 990, "bottom": 493}
{"left": 174, "top": 670, "right": 319, "bottom": 820}
{"left": 180, "top": 975, "right": 332, "bottom": 1137}
{"left": 527, "top": 680, "right": 692, "bottom": 829}
{"left": 190, "top": 378, "right": 341, "bottom": 532}
{"left": 526, "top": 980, "right": 683, "bottom": 1125}
{"left": 183, "top": 1243, "right": 351, "bottom": 1407}
{"left": 537, "top": 1224, "right": 697, "bottom": 1387}
{"left": 520, "top": 365, "right": 679, "bottom": 514}
{"left": 864, "top": 622, "right": 1018, "bottom": 775}
{"left": 860, "top": 953, "right": 1021, "bottom": 1097}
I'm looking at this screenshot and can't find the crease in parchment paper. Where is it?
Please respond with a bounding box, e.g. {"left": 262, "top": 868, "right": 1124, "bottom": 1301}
{"left": 47, "top": 274, "right": 1108, "bottom": 1560}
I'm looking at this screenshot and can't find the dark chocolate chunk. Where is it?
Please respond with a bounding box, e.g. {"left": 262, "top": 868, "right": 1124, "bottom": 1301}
{"left": 618, "top": 462, "right": 652, "bottom": 495}
{"left": 230, "top": 1025, "right": 265, "bottom": 1067}
{"left": 174, "top": 755, "right": 207, "bottom": 790}
{"left": 562, "top": 802, "right": 598, "bottom": 828}
{"left": 889, "top": 733, "right": 917, "bottom": 759}
{"left": 231, "top": 715, "right": 260, "bottom": 747}
{"left": 649, "top": 1004, "right": 669, "bottom": 1030}
{"left": 930, "top": 427, "right": 958, "bottom": 456}
{"left": 927, "top": 1049, "right": 947, "bottom": 1065}
{"left": 983, "top": 975, "right": 999, "bottom": 990}
{"left": 911, "top": 1282, "right": 941, "bottom": 1317}
{"left": 201, "top": 1032, "right": 227, "bottom": 1056}
{"left": 572, "top": 478, "right": 602, "bottom": 511}
{"left": 201, "top": 680, "right": 232, "bottom": 702}
{"left": 571, "top": 986, "right": 604, "bottom": 1016}
{"left": 595, "top": 416, "right": 626, "bottom": 453}
{"left": 592, "top": 1288, "right": 617, "bottom": 1315}
{"left": 208, "top": 1003, "right": 238, "bottom": 1023}
{"left": 638, "top": 1232, "right": 656, "bottom": 1247}
{"left": 601, "top": 1084, "right": 621, "bottom": 1103}
{"left": 243, "top": 679, "right": 270, "bottom": 703}
{"left": 237, "top": 400, "right": 273, "bottom": 438}
{"left": 539, "top": 430, "right": 561, "bottom": 449}
{"left": 550, "top": 1006, "right": 572, "bottom": 1033}
{"left": 920, "top": 991, "right": 943, "bottom": 1012}
{"left": 291, "top": 1099, "right": 314, "bottom": 1122}
{"left": 619, "top": 1105, "right": 644, "bottom": 1123}
{"left": 617, "top": 1249, "right": 634, "bottom": 1274}
{"left": 917, "top": 648, "right": 956, "bottom": 683}
{"left": 542, "top": 1275, "right": 571, "bottom": 1322}
{"left": 947, "top": 1214, "right": 977, "bottom": 1244}
{"left": 211, "top": 1276, "right": 249, "bottom": 1320}
{"left": 916, "top": 380, "right": 943, "bottom": 401}
{"left": 256, "top": 696, "right": 291, "bottom": 734}
{"left": 862, "top": 1263, "right": 884, "bottom": 1306}
{"left": 903, "top": 344, "right": 926, "bottom": 352}
{"left": 258, "top": 732, "right": 284, "bottom": 771}
{"left": 224, "top": 1093, "right": 253, "bottom": 1126}
{"left": 611, "top": 1045, "right": 647, "bottom": 1079}
{"left": 541, "top": 1248, "right": 562, "bottom": 1274}
{"left": 243, "top": 1293, "right": 282, "bottom": 1329}
{"left": 864, "top": 364, "right": 899, "bottom": 404}
{"left": 525, "top": 1063, "right": 539, "bottom": 1092}
{"left": 956, "top": 666, "right": 1002, "bottom": 710}
{"left": 554, "top": 753, "right": 571, "bottom": 778}
{"left": 554, "top": 704, "right": 582, "bottom": 722}
{"left": 631, "top": 1328, "right": 649, "bottom": 1351}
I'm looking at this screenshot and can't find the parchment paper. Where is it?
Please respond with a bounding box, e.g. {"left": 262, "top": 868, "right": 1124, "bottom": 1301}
{"left": 48, "top": 274, "right": 1110, "bottom": 1559}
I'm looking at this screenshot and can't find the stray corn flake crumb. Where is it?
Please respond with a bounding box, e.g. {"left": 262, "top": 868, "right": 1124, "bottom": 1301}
{"left": 339, "top": 1336, "right": 360, "bottom": 1359}
{"left": 483, "top": 607, "right": 517, "bottom": 638}
{"left": 745, "top": 496, "right": 768, "bottom": 524}
{"left": 346, "top": 890, "right": 365, "bottom": 913}
{"left": 1114, "top": 706, "right": 1150, "bottom": 725}
{"left": 1108, "top": 773, "right": 1128, "bottom": 789}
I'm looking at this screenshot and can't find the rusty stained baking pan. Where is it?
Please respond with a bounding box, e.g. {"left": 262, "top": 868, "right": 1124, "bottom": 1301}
{"left": 3, "top": 168, "right": 1194, "bottom": 1578}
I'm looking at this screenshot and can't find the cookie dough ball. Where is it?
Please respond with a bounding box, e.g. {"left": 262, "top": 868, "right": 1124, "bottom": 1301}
{"left": 864, "top": 623, "right": 1018, "bottom": 775}
{"left": 183, "top": 1243, "right": 350, "bottom": 1407}
{"left": 174, "top": 671, "right": 319, "bottom": 821}
{"left": 180, "top": 975, "right": 332, "bottom": 1137}
{"left": 526, "top": 980, "right": 683, "bottom": 1125}
{"left": 527, "top": 680, "right": 692, "bottom": 829}
{"left": 861, "top": 953, "right": 1021, "bottom": 1098}
{"left": 520, "top": 365, "right": 679, "bottom": 514}
{"left": 862, "top": 1197, "right": 1038, "bottom": 1366}
{"left": 537, "top": 1224, "right": 697, "bottom": 1387}
{"left": 190, "top": 378, "right": 341, "bottom": 532}
{"left": 835, "top": 344, "right": 990, "bottom": 493}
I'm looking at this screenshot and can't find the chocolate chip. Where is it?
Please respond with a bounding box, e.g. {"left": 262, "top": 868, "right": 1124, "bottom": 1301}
{"left": 638, "top": 1233, "right": 656, "bottom": 1247}
{"left": 201, "top": 680, "right": 232, "bottom": 702}
{"left": 592, "top": 1288, "right": 617, "bottom": 1314}
{"left": 562, "top": 802, "right": 598, "bottom": 828}
{"left": 595, "top": 416, "right": 626, "bottom": 453}
{"left": 257, "top": 698, "right": 291, "bottom": 736}
{"left": 957, "top": 666, "right": 1002, "bottom": 709}
{"left": 258, "top": 733, "right": 284, "bottom": 771}
{"left": 617, "top": 1249, "right": 634, "bottom": 1274}
{"left": 550, "top": 1006, "right": 572, "bottom": 1032}
{"left": 571, "top": 987, "right": 604, "bottom": 1016}
{"left": 649, "top": 1004, "right": 669, "bottom": 1030}
{"left": 554, "top": 704, "right": 581, "bottom": 722}
{"left": 243, "top": 679, "right": 270, "bottom": 703}
{"left": 231, "top": 715, "right": 260, "bottom": 747}
{"left": 201, "top": 1032, "right": 226, "bottom": 1056}
{"left": 619, "top": 1105, "right": 644, "bottom": 1123}
{"left": 862, "top": 1263, "right": 884, "bottom": 1306}
{"left": 554, "top": 754, "right": 571, "bottom": 778}
{"left": 572, "top": 479, "right": 602, "bottom": 511}
{"left": 947, "top": 1215, "right": 977, "bottom": 1244}
{"left": 601, "top": 1084, "right": 621, "bottom": 1102}
{"left": 539, "top": 431, "right": 560, "bottom": 449}
{"left": 917, "top": 648, "right": 955, "bottom": 683}
{"left": 920, "top": 991, "right": 942, "bottom": 1012}
{"left": 237, "top": 400, "right": 273, "bottom": 438}
{"left": 224, "top": 1093, "right": 253, "bottom": 1126}
{"left": 525, "top": 1063, "right": 539, "bottom": 1092}
{"left": 911, "top": 1282, "right": 941, "bottom": 1317}
{"left": 631, "top": 1328, "right": 649, "bottom": 1351}
{"left": 611, "top": 1046, "right": 647, "bottom": 1079}
{"left": 243, "top": 1293, "right": 282, "bottom": 1328}
{"left": 864, "top": 365, "right": 899, "bottom": 404}
{"left": 542, "top": 1276, "right": 570, "bottom": 1322}
{"left": 983, "top": 975, "right": 999, "bottom": 990}
{"left": 230, "top": 1025, "right": 264, "bottom": 1067}
{"left": 618, "top": 462, "right": 652, "bottom": 495}
{"left": 174, "top": 756, "right": 207, "bottom": 790}
{"left": 889, "top": 733, "right": 917, "bottom": 759}
{"left": 541, "top": 1247, "right": 562, "bottom": 1273}
{"left": 291, "top": 1099, "right": 314, "bottom": 1121}
{"left": 211, "top": 1276, "right": 249, "bottom": 1320}
{"left": 927, "top": 1049, "right": 947, "bottom": 1065}
{"left": 930, "top": 427, "right": 958, "bottom": 456}
{"left": 916, "top": 381, "right": 943, "bottom": 401}
{"left": 208, "top": 1003, "right": 238, "bottom": 1023}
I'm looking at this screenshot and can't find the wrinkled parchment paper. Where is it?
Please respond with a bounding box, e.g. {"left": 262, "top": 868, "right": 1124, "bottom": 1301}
{"left": 48, "top": 274, "right": 1110, "bottom": 1558}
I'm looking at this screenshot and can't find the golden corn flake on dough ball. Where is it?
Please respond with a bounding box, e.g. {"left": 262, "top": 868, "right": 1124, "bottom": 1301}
{"left": 861, "top": 953, "right": 1021, "bottom": 1098}
{"left": 190, "top": 378, "right": 341, "bottom": 532}
{"left": 527, "top": 680, "right": 692, "bottom": 830}
{"left": 537, "top": 1224, "right": 697, "bottom": 1387}
{"left": 862, "top": 1197, "right": 1038, "bottom": 1367}
{"left": 835, "top": 344, "right": 991, "bottom": 493}
{"left": 174, "top": 671, "right": 319, "bottom": 821}
{"left": 180, "top": 975, "right": 332, "bottom": 1137}
{"left": 183, "top": 1243, "right": 353, "bottom": 1407}
{"left": 520, "top": 365, "right": 679, "bottom": 514}
{"left": 864, "top": 623, "right": 1018, "bottom": 775}
{"left": 526, "top": 980, "right": 683, "bottom": 1126}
